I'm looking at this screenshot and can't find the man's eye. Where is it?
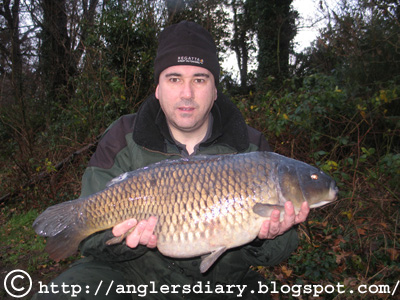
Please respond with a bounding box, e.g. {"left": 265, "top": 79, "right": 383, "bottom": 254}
{"left": 169, "top": 78, "right": 180, "bottom": 83}
{"left": 194, "top": 78, "right": 205, "bottom": 83}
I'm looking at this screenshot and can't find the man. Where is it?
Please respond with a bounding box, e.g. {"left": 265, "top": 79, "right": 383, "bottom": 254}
{"left": 34, "top": 21, "right": 309, "bottom": 299}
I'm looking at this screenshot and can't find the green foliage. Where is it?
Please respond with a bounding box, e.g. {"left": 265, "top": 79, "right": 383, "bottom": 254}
{"left": 0, "top": 210, "right": 45, "bottom": 269}
{"left": 289, "top": 241, "right": 338, "bottom": 282}
{"left": 260, "top": 74, "right": 350, "bottom": 140}
{"left": 60, "top": 0, "right": 159, "bottom": 137}
{"left": 239, "top": 74, "right": 399, "bottom": 184}
{"left": 378, "top": 153, "right": 400, "bottom": 185}
{"left": 99, "top": 0, "right": 158, "bottom": 98}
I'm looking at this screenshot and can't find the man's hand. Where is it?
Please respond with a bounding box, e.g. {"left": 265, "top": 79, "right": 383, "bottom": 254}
{"left": 258, "top": 201, "right": 310, "bottom": 239}
{"left": 112, "top": 216, "right": 158, "bottom": 248}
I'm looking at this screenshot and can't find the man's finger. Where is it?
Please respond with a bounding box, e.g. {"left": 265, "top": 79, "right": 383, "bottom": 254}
{"left": 295, "top": 201, "right": 310, "bottom": 223}
{"left": 112, "top": 218, "right": 137, "bottom": 237}
{"left": 147, "top": 234, "right": 158, "bottom": 249}
{"left": 138, "top": 216, "right": 158, "bottom": 246}
{"left": 124, "top": 216, "right": 158, "bottom": 248}
{"left": 125, "top": 220, "right": 147, "bottom": 248}
{"left": 280, "top": 201, "right": 296, "bottom": 230}
{"left": 258, "top": 219, "right": 270, "bottom": 239}
{"left": 267, "top": 209, "right": 281, "bottom": 237}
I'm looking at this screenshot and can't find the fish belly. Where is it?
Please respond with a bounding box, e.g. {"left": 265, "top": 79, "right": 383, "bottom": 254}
{"left": 156, "top": 211, "right": 266, "bottom": 258}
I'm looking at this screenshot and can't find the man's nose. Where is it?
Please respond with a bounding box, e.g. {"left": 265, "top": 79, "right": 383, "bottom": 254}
{"left": 180, "top": 81, "right": 194, "bottom": 99}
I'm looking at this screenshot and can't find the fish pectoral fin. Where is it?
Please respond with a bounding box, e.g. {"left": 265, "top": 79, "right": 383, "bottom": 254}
{"left": 200, "top": 246, "right": 227, "bottom": 273}
{"left": 252, "top": 203, "right": 285, "bottom": 217}
{"left": 105, "top": 225, "right": 136, "bottom": 246}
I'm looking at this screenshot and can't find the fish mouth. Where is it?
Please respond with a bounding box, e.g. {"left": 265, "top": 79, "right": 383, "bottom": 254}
{"left": 329, "top": 181, "right": 339, "bottom": 201}
{"left": 310, "top": 181, "right": 339, "bottom": 208}
{"left": 309, "top": 200, "right": 332, "bottom": 208}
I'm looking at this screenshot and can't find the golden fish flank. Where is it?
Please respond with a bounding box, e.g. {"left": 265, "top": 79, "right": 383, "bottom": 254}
{"left": 33, "top": 151, "right": 338, "bottom": 273}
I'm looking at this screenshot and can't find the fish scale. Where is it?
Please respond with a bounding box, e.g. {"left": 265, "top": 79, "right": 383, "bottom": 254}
{"left": 33, "top": 151, "right": 338, "bottom": 273}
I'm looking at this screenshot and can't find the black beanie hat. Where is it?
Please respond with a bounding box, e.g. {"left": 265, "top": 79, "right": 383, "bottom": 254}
{"left": 154, "top": 21, "right": 220, "bottom": 85}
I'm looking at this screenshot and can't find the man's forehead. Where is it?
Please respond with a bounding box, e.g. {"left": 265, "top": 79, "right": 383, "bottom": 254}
{"left": 165, "top": 72, "right": 210, "bottom": 78}
{"left": 161, "top": 65, "right": 212, "bottom": 77}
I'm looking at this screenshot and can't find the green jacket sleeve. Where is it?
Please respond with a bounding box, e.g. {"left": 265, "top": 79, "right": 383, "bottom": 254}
{"left": 79, "top": 227, "right": 149, "bottom": 262}
{"left": 240, "top": 227, "right": 299, "bottom": 267}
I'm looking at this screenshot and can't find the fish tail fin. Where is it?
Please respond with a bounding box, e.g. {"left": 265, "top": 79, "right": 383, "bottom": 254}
{"left": 33, "top": 199, "right": 92, "bottom": 260}
{"left": 44, "top": 227, "right": 89, "bottom": 261}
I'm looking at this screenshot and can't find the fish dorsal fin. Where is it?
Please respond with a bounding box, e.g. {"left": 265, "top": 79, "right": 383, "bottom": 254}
{"left": 200, "top": 246, "right": 226, "bottom": 273}
{"left": 252, "top": 203, "right": 285, "bottom": 218}
{"left": 106, "top": 172, "right": 130, "bottom": 187}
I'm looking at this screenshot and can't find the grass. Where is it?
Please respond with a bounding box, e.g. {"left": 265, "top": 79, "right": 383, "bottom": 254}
{"left": 1, "top": 210, "right": 45, "bottom": 268}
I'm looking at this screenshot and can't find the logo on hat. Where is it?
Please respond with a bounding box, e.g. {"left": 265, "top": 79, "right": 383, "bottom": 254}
{"left": 177, "top": 56, "right": 204, "bottom": 65}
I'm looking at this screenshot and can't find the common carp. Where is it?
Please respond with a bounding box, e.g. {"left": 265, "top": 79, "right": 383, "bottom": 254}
{"left": 33, "top": 151, "right": 338, "bottom": 273}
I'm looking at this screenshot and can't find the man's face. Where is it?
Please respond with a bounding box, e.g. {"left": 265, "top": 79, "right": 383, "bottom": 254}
{"left": 155, "top": 65, "right": 217, "bottom": 135}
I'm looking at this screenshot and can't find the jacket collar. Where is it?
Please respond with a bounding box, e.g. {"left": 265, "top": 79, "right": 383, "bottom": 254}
{"left": 132, "top": 91, "right": 249, "bottom": 153}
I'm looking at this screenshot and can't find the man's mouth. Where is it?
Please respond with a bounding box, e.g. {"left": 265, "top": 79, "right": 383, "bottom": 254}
{"left": 179, "top": 107, "right": 195, "bottom": 112}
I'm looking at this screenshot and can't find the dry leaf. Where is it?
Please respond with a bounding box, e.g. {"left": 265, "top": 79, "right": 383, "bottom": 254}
{"left": 281, "top": 265, "right": 293, "bottom": 277}
{"left": 357, "top": 227, "right": 367, "bottom": 235}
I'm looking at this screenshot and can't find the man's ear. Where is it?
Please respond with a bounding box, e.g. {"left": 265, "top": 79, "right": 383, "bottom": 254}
{"left": 155, "top": 85, "right": 159, "bottom": 99}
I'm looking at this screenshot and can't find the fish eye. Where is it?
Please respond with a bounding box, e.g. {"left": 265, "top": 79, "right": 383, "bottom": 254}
{"left": 311, "top": 174, "right": 319, "bottom": 180}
